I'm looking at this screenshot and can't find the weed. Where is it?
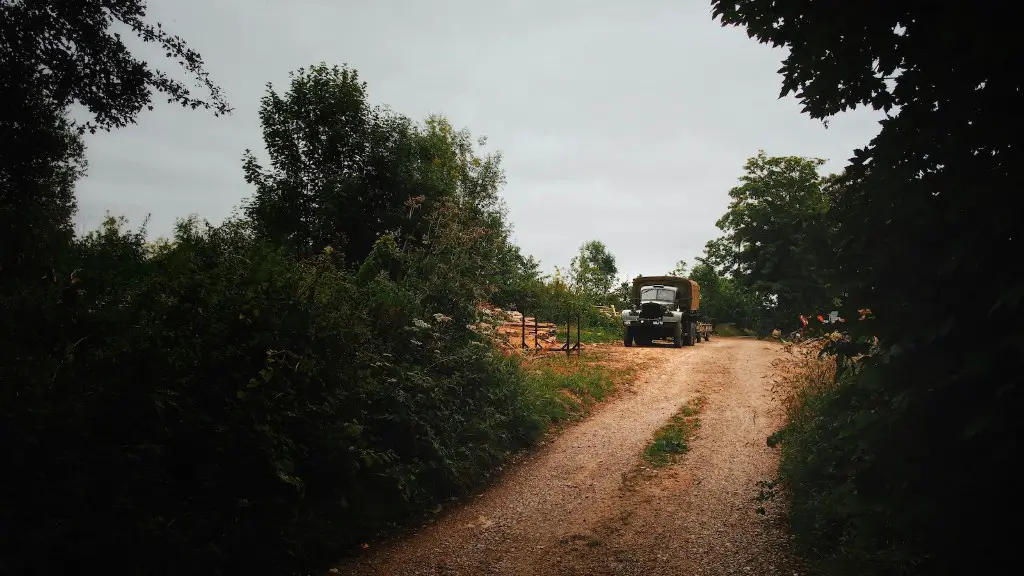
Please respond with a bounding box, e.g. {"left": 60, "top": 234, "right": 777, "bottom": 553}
{"left": 642, "top": 397, "right": 706, "bottom": 467}
{"left": 577, "top": 325, "right": 622, "bottom": 344}
{"left": 754, "top": 479, "right": 779, "bottom": 515}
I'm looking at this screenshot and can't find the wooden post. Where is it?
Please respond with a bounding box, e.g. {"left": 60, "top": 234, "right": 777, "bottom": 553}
{"left": 576, "top": 315, "right": 581, "bottom": 355}
{"left": 534, "top": 315, "right": 540, "bottom": 349}
{"left": 521, "top": 313, "right": 527, "bottom": 349}
{"left": 565, "top": 314, "right": 570, "bottom": 356}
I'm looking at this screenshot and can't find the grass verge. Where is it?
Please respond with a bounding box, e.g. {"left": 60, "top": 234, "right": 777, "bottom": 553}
{"left": 714, "top": 323, "right": 755, "bottom": 337}
{"left": 578, "top": 325, "right": 623, "bottom": 344}
{"left": 521, "top": 349, "right": 638, "bottom": 428}
{"left": 642, "top": 396, "right": 706, "bottom": 467}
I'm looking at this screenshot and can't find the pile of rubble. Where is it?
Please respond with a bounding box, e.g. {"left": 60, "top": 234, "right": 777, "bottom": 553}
{"left": 477, "top": 304, "right": 562, "bottom": 352}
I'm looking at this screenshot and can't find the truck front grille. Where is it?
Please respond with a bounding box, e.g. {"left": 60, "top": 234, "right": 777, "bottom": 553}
{"left": 639, "top": 302, "right": 665, "bottom": 319}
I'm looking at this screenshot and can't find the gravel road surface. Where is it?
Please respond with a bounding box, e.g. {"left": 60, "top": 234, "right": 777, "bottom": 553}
{"left": 337, "top": 338, "right": 807, "bottom": 576}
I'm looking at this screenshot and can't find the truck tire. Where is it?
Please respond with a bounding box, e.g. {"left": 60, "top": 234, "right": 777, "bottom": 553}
{"left": 673, "top": 322, "right": 683, "bottom": 348}
{"left": 624, "top": 328, "right": 634, "bottom": 347}
{"left": 705, "top": 330, "right": 711, "bottom": 342}
{"left": 685, "top": 322, "right": 697, "bottom": 346}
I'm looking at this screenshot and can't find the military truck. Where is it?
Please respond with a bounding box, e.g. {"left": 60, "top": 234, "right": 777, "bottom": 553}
{"left": 621, "top": 276, "right": 709, "bottom": 347}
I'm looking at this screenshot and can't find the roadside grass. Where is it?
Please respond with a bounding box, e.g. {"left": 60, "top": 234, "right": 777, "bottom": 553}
{"left": 521, "top": 349, "right": 639, "bottom": 430}
{"left": 578, "top": 325, "right": 622, "bottom": 344}
{"left": 643, "top": 396, "right": 706, "bottom": 467}
{"left": 714, "top": 323, "right": 754, "bottom": 337}
{"left": 368, "top": 348, "right": 647, "bottom": 550}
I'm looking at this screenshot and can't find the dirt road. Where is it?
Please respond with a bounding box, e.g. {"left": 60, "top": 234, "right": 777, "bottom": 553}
{"left": 336, "top": 338, "right": 806, "bottom": 576}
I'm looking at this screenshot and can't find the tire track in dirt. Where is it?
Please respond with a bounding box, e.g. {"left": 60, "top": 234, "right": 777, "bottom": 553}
{"left": 335, "top": 338, "right": 805, "bottom": 576}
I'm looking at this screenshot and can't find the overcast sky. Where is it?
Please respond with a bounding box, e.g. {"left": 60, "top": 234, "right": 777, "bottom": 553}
{"left": 74, "top": 0, "right": 882, "bottom": 281}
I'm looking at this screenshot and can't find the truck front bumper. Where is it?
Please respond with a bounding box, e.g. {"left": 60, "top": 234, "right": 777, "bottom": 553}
{"left": 624, "top": 319, "right": 676, "bottom": 337}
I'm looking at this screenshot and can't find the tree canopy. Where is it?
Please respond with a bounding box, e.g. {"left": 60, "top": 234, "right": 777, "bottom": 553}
{"left": 705, "top": 151, "right": 834, "bottom": 329}
{"left": 1, "top": 0, "right": 229, "bottom": 282}
{"left": 570, "top": 240, "right": 619, "bottom": 301}
{"left": 0, "top": 0, "right": 230, "bottom": 133}
{"left": 668, "top": 260, "right": 688, "bottom": 277}
{"left": 713, "top": 1, "right": 1021, "bottom": 573}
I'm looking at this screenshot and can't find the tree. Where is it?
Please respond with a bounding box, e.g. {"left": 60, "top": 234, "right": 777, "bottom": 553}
{"left": 243, "top": 64, "right": 412, "bottom": 260}
{"left": 0, "top": 98, "right": 86, "bottom": 279}
{"left": 668, "top": 260, "right": 688, "bottom": 277}
{"left": 243, "top": 64, "right": 506, "bottom": 264}
{"left": 710, "top": 152, "right": 834, "bottom": 329}
{"left": 689, "top": 260, "right": 758, "bottom": 327}
{"left": 1, "top": 55, "right": 530, "bottom": 573}
{"left": 569, "top": 240, "right": 618, "bottom": 301}
{"left": 713, "top": 1, "right": 1021, "bottom": 574}
{"left": 612, "top": 280, "right": 632, "bottom": 310}
{"left": 0, "top": 0, "right": 230, "bottom": 133}
{"left": 1, "top": 0, "right": 228, "bottom": 281}
{"left": 490, "top": 244, "right": 545, "bottom": 311}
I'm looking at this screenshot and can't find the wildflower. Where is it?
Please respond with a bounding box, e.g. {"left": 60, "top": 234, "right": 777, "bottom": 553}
{"left": 432, "top": 312, "right": 452, "bottom": 323}
{"left": 412, "top": 318, "right": 431, "bottom": 329}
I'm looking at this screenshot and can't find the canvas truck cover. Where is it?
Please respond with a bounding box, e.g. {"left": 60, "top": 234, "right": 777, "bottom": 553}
{"left": 630, "top": 276, "right": 700, "bottom": 312}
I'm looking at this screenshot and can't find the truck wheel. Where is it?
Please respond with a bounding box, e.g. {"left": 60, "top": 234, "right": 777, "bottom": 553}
{"left": 704, "top": 330, "right": 711, "bottom": 342}
{"left": 673, "top": 322, "right": 683, "bottom": 348}
{"left": 624, "top": 328, "right": 634, "bottom": 347}
{"left": 686, "top": 322, "right": 697, "bottom": 346}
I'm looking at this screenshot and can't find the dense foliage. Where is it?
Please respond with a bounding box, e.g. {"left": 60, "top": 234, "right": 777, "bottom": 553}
{"left": 0, "top": 5, "right": 617, "bottom": 573}
{"left": 687, "top": 261, "right": 759, "bottom": 329}
{"left": 3, "top": 211, "right": 547, "bottom": 575}
{"left": 712, "top": 0, "right": 1021, "bottom": 574}
{"left": 569, "top": 240, "right": 619, "bottom": 302}
{"left": 671, "top": 152, "right": 829, "bottom": 333}
{"left": 703, "top": 152, "right": 835, "bottom": 330}
{"left": 0, "top": 0, "right": 229, "bottom": 294}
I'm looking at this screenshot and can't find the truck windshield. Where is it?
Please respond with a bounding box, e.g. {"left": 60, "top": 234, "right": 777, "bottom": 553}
{"left": 640, "top": 287, "right": 676, "bottom": 302}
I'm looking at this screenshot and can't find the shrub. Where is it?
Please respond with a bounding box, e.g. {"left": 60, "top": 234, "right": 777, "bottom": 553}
{"left": 769, "top": 333, "right": 995, "bottom": 576}
{"left": 0, "top": 216, "right": 543, "bottom": 575}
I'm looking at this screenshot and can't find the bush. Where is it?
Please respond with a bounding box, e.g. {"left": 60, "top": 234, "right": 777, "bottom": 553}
{"left": 0, "top": 216, "right": 544, "bottom": 575}
{"left": 769, "top": 330, "right": 1016, "bottom": 576}
{"left": 773, "top": 349, "right": 927, "bottom": 575}
{"left": 1, "top": 57, "right": 624, "bottom": 576}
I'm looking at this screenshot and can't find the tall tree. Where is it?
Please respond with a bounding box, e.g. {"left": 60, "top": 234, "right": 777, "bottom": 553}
{"left": 0, "top": 96, "right": 86, "bottom": 279}
{"left": 713, "top": 1, "right": 1022, "bottom": 574}
{"left": 569, "top": 240, "right": 618, "bottom": 301}
{"left": 243, "top": 64, "right": 412, "bottom": 261}
{"left": 711, "top": 152, "right": 834, "bottom": 328}
{"left": 612, "top": 279, "right": 632, "bottom": 309}
{"left": 0, "top": 0, "right": 230, "bottom": 133}
{"left": 1, "top": 0, "right": 228, "bottom": 280}
{"left": 243, "top": 64, "right": 505, "bottom": 264}
{"left": 689, "top": 260, "right": 758, "bottom": 327}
